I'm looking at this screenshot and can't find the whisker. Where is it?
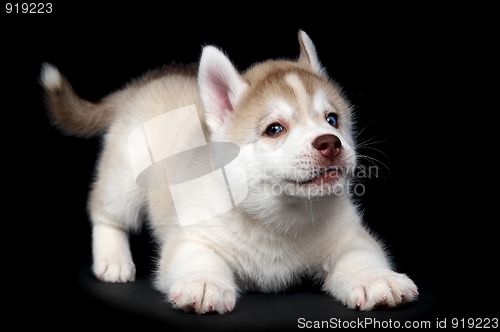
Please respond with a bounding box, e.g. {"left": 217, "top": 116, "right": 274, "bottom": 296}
{"left": 353, "top": 121, "right": 374, "bottom": 141}
{"left": 358, "top": 145, "right": 391, "bottom": 161}
{"left": 356, "top": 137, "right": 387, "bottom": 148}
{"left": 356, "top": 154, "right": 391, "bottom": 180}
{"left": 353, "top": 118, "right": 392, "bottom": 182}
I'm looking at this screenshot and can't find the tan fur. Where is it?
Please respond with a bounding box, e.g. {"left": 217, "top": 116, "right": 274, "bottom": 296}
{"left": 227, "top": 63, "right": 350, "bottom": 144}
{"left": 42, "top": 64, "right": 199, "bottom": 137}
{"left": 41, "top": 73, "right": 115, "bottom": 137}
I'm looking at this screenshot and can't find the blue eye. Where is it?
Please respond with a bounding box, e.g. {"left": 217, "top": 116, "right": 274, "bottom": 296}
{"left": 265, "top": 123, "right": 284, "bottom": 136}
{"left": 326, "top": 113, "right": 338, "bottom": 127}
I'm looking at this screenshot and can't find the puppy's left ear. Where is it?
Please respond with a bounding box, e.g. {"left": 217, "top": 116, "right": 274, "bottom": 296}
{"left": 198, "top": 46, "right": 248, "bottom": 133}
{"left": 298, "top": 30, "right": 326, "bottom": 77}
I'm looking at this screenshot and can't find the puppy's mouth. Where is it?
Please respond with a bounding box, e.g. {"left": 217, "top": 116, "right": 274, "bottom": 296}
{"left": 289, "top": 166, "right": 342, "bottom": 186}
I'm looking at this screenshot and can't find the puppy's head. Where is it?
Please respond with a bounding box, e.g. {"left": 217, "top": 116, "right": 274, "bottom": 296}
{"left": 198, "top": 31, "right": 356, "bottom": 201}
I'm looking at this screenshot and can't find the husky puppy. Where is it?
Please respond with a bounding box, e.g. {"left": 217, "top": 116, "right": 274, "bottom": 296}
{"left": 40, "top": 30, "right": 418, "bottom": 314}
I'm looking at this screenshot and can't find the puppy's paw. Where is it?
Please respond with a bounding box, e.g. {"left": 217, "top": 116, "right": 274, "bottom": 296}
{"left": 168, "top": 276, "right": 237, "bottom": 314}
{"left": 330, "top": 269, "right": 418, "bottom": 311}
{"left": 92, "top": 258, "right": 136, "bottom": 283}
{"left": 92, "top": 224, "right": 135, "bottom": 283}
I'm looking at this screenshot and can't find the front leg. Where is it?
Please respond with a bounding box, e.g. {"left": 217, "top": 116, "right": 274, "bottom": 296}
{"left": 322, "top": 226, "right": 418, "bottom": 311}
{"left": 154, "top": 239, "right": 238, "bottom": 314}
{"left": 92, "top": 224, "right": 136, "bottom": 283}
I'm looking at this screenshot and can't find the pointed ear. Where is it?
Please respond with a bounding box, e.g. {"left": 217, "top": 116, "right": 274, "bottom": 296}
{"left": 298, "top": 30, "right": 325, "bottom": 77}
{"left": 198, "top": 46, "right": 248, "bottom": 132}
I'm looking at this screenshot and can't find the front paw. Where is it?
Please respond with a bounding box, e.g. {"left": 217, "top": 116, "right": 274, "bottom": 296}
{"left": 92, "top": 224, "right": 135, "bottom": 283}
{"left": 92, "top": 258, "right": 136, "bottom": 283}
{"left": 168, "top": 276, "right": 237, "bottom": 314}
{"left": 328, "top": 269, "right": 418, "bottom": 311}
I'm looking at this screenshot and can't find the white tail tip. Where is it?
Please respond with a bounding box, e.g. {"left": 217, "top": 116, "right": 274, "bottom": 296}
{"left": 40, "top": 63, "right": 62, "bottom": 90}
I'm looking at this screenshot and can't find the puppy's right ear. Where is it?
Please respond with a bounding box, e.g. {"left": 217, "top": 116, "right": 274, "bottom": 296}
{"left": 198, "top": 46, "right": 248, "bottom": 133}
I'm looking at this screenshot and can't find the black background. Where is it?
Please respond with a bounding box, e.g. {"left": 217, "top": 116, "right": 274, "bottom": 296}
{"left": 2, "top": 3, "right": 497, "bottom": 330}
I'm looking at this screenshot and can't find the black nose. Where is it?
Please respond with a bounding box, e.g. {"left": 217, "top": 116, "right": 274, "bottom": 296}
{"left": 312, "top": 134, "right": 341, "bottom": 159}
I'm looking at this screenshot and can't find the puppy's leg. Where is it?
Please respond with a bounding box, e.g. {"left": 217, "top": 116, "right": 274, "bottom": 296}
{"left": 88, "top": 146, "right": 145, "bottom": 283}
{"left": 155, "top": 238, "right": 238, "bottom": 314}
{"left": 323, "top": 221, "right": 418, "bottom": 311}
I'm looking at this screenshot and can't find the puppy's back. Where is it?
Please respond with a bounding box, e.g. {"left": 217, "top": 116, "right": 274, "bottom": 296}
{"left": 40, "top": 63, "right": 205, "bottom": 137}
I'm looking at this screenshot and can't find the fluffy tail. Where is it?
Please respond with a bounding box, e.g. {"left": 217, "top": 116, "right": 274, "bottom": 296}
{"left": 39, "top": 63, "right": 116, "bottom": 137}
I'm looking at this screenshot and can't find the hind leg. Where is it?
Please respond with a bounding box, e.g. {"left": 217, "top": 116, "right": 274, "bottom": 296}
{"left": 88, "top": 148, "right": 146, "bottom": 283}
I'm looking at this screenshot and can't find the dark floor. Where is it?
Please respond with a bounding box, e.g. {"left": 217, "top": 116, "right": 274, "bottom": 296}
{"left": 74, "top": 260, "right": 439, "bottom": 331}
